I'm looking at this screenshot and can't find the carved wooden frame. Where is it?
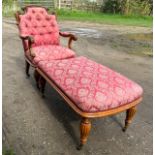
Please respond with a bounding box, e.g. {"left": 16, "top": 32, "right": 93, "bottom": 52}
{"left": 36, "top": 68, "right": 142, "bottom": 149}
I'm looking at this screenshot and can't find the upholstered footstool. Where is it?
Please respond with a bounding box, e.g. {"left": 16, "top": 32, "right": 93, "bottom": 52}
{"left": 36, "top": 56, "right": 143, "bottom": 149}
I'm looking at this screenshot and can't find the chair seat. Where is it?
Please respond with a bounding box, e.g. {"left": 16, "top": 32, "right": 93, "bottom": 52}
{"left": 26, "top": 45, "right": 76, "bottom": 65}
{"left": 38, "top": 57, "right": 143, "bottom": 112}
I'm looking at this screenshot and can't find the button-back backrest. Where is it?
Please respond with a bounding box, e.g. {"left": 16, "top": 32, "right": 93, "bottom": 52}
{"left": 19, "top": 7, "right": 60, "bottom": 49}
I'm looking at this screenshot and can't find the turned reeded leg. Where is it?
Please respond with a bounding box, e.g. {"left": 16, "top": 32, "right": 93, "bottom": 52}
{"left": 25, "top": 61, "right": 30, "bottom": 77}
{"left": 39, "top": 77, "right": 46, "bottom": 98}
{"left": 123, "top": 106, "right": 137, "bottom": 132}
{"left": 77, "top": 118, "right": 91, "bottom": 150}
{"left": 34, "top": 70, "right": 41, "bottom": 89}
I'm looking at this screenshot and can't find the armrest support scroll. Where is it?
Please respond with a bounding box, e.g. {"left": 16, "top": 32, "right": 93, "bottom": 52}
{"left": 20, "top": 35, "right": 36, "bottom": 57}
{"left": 59, "top": 32, "right": 77, "bottom": 49}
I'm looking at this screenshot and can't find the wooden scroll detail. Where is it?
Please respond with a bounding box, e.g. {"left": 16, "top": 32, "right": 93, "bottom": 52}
{"left": 59, "top": 32, "right": 77, "bottom": 49}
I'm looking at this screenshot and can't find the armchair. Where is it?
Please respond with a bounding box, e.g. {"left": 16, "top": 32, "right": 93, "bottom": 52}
{"left": 15, "top": 6, "right": 77, "bottom": 77}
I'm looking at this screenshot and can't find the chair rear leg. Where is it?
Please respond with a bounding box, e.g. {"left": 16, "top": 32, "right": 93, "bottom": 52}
{"left": 39, "top": 77, "right": 46, "bottom": 98}
{"left": 25, "top": 60, "right": 30, "bottom": 77}
{"left": 77, "top": 117, "right": 91, "bottom": 150}
{"left": 34, "top": 70, "right": 40, "bottom": 89}
{"left": 123, "top": 106, "right": 137, "bottom": 132}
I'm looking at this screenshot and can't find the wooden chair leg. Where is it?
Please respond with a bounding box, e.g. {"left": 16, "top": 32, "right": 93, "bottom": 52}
{"left": 39, "top": 77, "right": 46, "bottom": 98}
{"left": 25, "top": 61, "right": 30, "bottom": 77}
{"left": 77, "top": 118, "right": 91, "bottom": 150}
{"left": 34, "top": 70, "right": 40, "bottom": 89}
{"left": 123, "top": 106, "right": 137, "bottom": 132}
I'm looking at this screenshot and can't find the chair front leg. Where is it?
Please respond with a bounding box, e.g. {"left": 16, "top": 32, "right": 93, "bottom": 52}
{"left": 123, "top": 106, "right": 137, "bottom": 132}
{"left": 77, "top": 117, "right": 91, "bottom": 150}
{"left": 25, "top": 60, "right": 30, "bottom": 77}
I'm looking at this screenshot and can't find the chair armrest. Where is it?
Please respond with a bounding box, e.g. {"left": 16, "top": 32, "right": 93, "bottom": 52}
{"left": 20, "top": 35, "right": 36, "bottom": 57}
{"left": 59, "top": 32, "right": 77, "bottom": 49}
{"left": 20, "top": 35, "right": 34, "bottom": 44}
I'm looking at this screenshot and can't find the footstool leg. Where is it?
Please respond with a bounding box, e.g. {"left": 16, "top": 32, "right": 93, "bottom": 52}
{"left": 25, "top": 61, "right": 30, "bottom": 77}
{"left": 34, "top": 70, "right": 40, "bottom": 89}
{"left": 77, "top": 118, "right": 91, "bottom": 150}
{"left": 123, "top": 106, "right": 137, "bottom": 132}
{"left": 39, "top": 77, "right": 46, "bottom": 98}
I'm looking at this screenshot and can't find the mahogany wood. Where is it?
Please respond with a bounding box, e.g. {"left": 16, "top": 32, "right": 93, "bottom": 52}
{"left": 59, "top": 32, "right": 78, "bottom": 49}
{"left": 15, "top": 11, "right": 21, "bottom": 24}
{"left": 123, "top": 106, "right": 137, "bottom": 132}
{"left": 77, "top": 118, "right": 91, "bottom": 150}
{"left": 39, "top": 76, "right": 46, "bottom": 98}
{"left": 25, "top": 60, "right": 30, "bottom": 77}
{"left": 34, "top": 70, "right": 41, "bottom": 89}
{"left": 25, "top": 57, "right": 36, "bottom": 67}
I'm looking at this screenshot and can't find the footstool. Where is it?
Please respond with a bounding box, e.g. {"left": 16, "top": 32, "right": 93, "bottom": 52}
{"left": 36, "top": 56, "right": 143, "bottom": 149}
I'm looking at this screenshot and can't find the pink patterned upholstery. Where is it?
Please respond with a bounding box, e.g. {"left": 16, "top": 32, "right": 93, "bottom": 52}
{"left": 19, "top": 7, "right": 60, "bottom": 50}
{"left": 38, "top": 57, "right": 143, "bottom": 112}
{"left": 26, "top": 45, "right": 76, "bottom": 64}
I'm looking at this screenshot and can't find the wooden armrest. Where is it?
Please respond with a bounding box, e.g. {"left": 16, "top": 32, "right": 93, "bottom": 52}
{"left": 59, "top": 32, "right": 77, "bottom": 40}
{"left": 59, "top": 32, "right": 77, "bottom": 49}
{"left": 20, "top": 35, "right": 34, "bottom": 43}
{"left": 20, "top": 35, "right": 35, "bottom": 57}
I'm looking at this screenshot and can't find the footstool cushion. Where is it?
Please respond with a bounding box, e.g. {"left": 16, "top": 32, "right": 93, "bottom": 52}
{"left": 25, "top": 45, "right": 76, "bottom": 65}
{"left": 38, "top": 57, "right": 143, "bottom": 112}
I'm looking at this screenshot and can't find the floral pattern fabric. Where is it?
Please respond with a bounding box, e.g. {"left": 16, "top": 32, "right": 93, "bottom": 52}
{"left": 38, "top": 57, "right": 143, "bottom": 112}
{"left": 28, "top": 45, "right": 76, "bottom": 64}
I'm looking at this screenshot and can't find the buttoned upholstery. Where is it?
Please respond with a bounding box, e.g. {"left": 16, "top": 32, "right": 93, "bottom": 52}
{"left": 17, "top": 7, "right": 76, "bottom": 65}
{"left": 38, "top": 57, "right": 143, "bottom": 112}
{"left": 19, "top": 7, "right": 60, "bottom": 50}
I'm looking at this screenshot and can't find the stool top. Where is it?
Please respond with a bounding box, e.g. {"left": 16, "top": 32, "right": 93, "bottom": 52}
{"left": 38, "top": 57, "right": 143, "bottom": 112}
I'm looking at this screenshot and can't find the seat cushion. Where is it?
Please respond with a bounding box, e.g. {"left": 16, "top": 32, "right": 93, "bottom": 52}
{"left": 38, "top": 57, "right": 143, "bottom": 112}
{"left": 26, "top": 45, "right": 76, "bottom": 65}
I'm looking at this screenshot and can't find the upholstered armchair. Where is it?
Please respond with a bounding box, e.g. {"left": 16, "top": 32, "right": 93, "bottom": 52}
{"left": 15, "top": 6, "right": 77, "bottom": 77}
